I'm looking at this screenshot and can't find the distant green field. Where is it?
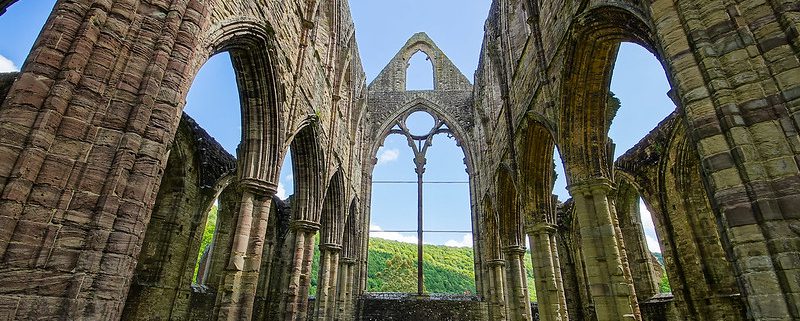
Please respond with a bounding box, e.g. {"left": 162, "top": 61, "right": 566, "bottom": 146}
{"left": 358, "top": 237, "right": 538, "bottom": 301}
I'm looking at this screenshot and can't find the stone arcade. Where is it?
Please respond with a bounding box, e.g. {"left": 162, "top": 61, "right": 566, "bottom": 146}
{"left": 0, "top": 1, "right": 799, "bottom": 320}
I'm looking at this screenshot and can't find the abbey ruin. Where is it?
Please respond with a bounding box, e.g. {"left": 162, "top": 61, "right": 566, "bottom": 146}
{"left": 1, "top": 0, "right": 799, "bottom": 320}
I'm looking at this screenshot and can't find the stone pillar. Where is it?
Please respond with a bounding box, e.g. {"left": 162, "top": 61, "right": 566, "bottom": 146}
{"left": 614, "top": 192, "right": 660, "bottom": 300}
{"left": 215, "top": 180, "right": 275, "bottom": 321}
{"left": 527, "top": 223, "right": 569, "bottom": 321}
{"left": 315, "top": 243, "right": 342, "bottom": 321}
{"left": 283, "top": 220, "right": 320, "bottom": 321}
{"left": 335, "top": 258, "right": 356, "bottom": 321}
{"left": 568, "top": 179, "right": 641, "bottom": 321}
{"left": 487, "top": 259, "right": 509, "bottom": 321}
{"left": 503, "top": 246, "right": 533, "bottom": 321}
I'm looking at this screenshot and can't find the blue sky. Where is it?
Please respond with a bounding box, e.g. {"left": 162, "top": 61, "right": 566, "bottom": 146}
{"left": 0, "top": 1, "right": 673, "bottom": 252}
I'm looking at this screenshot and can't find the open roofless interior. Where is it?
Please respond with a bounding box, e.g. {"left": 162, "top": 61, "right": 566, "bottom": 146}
{"left": 0, "top": 0, "right": 799, "bottom": 321}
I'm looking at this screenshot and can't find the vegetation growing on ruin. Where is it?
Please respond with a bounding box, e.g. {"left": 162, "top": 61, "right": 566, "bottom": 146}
{"left": 193, "top": 205, "right": 218, "bottom": 283}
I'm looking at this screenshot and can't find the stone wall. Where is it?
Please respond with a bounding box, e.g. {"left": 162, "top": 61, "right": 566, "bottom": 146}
{"left": 121, "top": 112, "right": 234, "bottom": 320}
{"left": 0, "top": 72, "right": 15, "bottom": 102}
{"left": 356, "top": 294, "right": 488, "bottom": 321}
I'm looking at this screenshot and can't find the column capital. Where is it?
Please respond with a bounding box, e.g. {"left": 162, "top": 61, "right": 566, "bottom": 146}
{"left": 239, "top": 178, "right": 278, "bottom": 196}
{"left": 502, "top": 245, "right": 527, "bottom": 255}
{"left": 566, "top": 177, "right": 614, "bottom": 195}
{"left": 319, "top": 243, "right": 342, "bottom": 252}
{"left": 291, "top": 219, "right": 321, "bottom": 232}
{"left": 526, "top": 222, "right": 557, "bottom": 235}
{"left": 486, "top": 259, "right": 506, "bottom": 267}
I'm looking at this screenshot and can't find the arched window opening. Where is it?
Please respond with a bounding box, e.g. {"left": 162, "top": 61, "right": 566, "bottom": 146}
{"left": 0, "top": 0, "right": 56, "bottom": 73}
{"left": 369, "top": 133, "right": 418, "bottom": 293}
{"left": 368, "top": 110, "right": 473, "bottom": 295}
{"left": 609, "top": 42, "right": 675, "bottom": 292}
{"left": 552, "top": 149, "right": 569, "bottom": 202}
{"left": 406, "top": 51, "right": 434, "bottom": 90}
{"left": 279, "top": 150, "right": 294, "bottom": 200}
{"left": 422, "top": 133, "right": 473, "bottom": 294}
{"left": 194, "top": 200, "right": 219, "bottom": 285}
{"left": 184, "top": 52, "right": 242, "bottom": 155}
{"left": 184, "top": 52, "right": 241, "bottom": 287}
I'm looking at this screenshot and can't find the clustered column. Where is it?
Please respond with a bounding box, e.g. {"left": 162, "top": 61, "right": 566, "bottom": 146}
{"left": 568, "top": 179, "right": 641, "bottom": 321}
{"left": 283, "top": 220, "right": 320, "bottom": 321}
{"left": 334, "top": 258, "right": 357, "bottom": 320}
{"left": 527, "top": 223, "right": 569, "bottom": 321}
{"left": 614, "top": 190, "right": 660, "bottom": 300}
{"left": 315, "top": 243, "right": 342, "bottom": 321}
{"left": 503, "top": 245, "right": 533, "bottom": 321}
{"left": 487, "top": 259, "right": 509, "bottom": 320}
{"left": 216, "top": 180, "right": 276, "bottom": 321}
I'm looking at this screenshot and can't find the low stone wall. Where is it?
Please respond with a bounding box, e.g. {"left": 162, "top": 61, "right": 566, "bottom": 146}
{"left": 357, "top": 293, "right": 488, "bottom": 321}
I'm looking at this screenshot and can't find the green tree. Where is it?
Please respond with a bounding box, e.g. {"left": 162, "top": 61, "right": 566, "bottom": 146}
{"left": 193, "top": 205, "right": 218, "bottom": 283}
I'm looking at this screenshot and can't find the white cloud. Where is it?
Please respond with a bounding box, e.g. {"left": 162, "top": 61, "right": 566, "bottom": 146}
{"left": 0, "top": 55, "right": 18, "bottom": 72}
{"left": 276, "top": 182, "right": 287, "bottom": 199}
{"left": 370, "top": 224, "right": 417, "bottom": 244}
{"left": 639, "top": 199, "right": 663, "bottom": 252}
{"left": 284, "top": 174, "right": 293, "bottom": 182}
{"left": 444, "top": 234, "right": 473, "bottom": 248}
{"left": 377, "top": 148, "right": 400, "bottom": 166}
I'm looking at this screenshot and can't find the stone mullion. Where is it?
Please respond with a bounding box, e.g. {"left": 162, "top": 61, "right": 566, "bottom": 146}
{"left": 569, "top": 179, "right": 640, "bottom": 321}
{"left": 503, "top": 246, "right": 532, "bottom": 321}
{"left": 527, "top": 224, "right": 568, "bottom": 321}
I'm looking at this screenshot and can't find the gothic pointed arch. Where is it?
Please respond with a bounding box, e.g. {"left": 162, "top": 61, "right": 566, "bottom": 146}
{"left": 289, "top": 124, "right": 327, "bottom": 224}
{"left": 558, "top": 6, "right": 658, "bottom": 183}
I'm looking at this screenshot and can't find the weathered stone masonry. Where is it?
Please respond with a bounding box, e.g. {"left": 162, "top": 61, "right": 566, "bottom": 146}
{"left": 1, "top": 0, "right": 799, "bottom": 320}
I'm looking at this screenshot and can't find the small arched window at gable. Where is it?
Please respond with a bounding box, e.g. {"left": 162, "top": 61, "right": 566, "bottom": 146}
{"left": 406, "top": 51, "right": 434, "bottom": 91}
